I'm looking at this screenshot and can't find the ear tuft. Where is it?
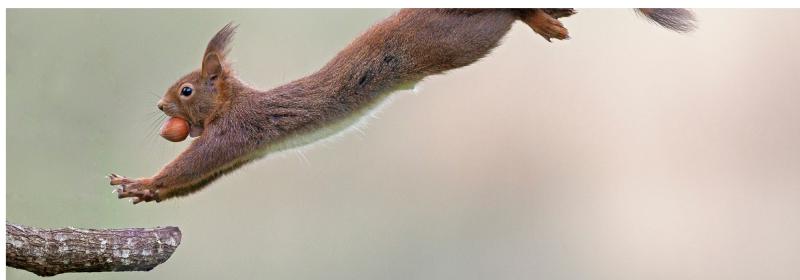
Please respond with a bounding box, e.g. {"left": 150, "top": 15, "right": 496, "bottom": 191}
{"left": 202, "top": 22, "right": 238, "bottom": 79}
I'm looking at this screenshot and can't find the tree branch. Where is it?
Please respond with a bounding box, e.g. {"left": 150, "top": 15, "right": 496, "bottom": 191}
{"left": 6, "top": 222, "right": 181, "bottom": 277}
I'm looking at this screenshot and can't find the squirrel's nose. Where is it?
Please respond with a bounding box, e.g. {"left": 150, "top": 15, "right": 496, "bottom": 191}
{"left": 157, "top": 100, "right": 166, "bottom": 112}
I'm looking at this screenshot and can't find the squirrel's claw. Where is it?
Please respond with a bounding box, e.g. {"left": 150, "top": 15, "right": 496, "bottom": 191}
{"left": 116, "top": 185, "right": 158, "bottom": 204}
{"left": 108, "top": 174, "right": 135, "bottom": 186}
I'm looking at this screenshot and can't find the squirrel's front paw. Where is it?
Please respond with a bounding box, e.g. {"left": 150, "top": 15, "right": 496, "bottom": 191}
{"left": 108, "top": 173, "right": 159, "bottom": 204}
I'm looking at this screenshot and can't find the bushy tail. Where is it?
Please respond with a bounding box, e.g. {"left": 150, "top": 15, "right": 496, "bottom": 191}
{"left": 637, "top": 8, "right": 697, "bottom": 33}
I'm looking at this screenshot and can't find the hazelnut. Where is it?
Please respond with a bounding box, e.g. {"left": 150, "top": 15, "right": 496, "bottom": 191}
{"left": 160, "top": 117, "right": 190, "bottom": 142}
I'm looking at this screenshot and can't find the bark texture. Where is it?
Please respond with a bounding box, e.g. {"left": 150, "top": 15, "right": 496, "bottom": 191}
{"left": 6, "top": 222, "right": 181, "bottom": 277}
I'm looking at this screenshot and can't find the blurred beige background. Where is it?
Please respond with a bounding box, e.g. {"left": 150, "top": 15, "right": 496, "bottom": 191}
{"left": 6, "top": 9, "right": 800, "bottom": 280}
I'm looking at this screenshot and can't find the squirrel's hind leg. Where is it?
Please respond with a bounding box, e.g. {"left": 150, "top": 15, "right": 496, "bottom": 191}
{"left": 521, "top": 9, "right": 575, "bottom": 42}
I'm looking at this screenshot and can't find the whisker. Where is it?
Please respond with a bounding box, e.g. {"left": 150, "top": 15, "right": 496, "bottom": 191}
{"left": 146, "top": 111, "right": 162, "bottom": 121}
{"left": 143, "top": 114, "right": 166, "bottom": 147}
{"left": 295, "top": 149, "right": 311, "bottom": 166}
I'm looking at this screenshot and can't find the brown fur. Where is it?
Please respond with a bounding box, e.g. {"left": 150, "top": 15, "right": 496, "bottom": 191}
{"left": 110, "top": 8, "right": 694, "bottom": 204}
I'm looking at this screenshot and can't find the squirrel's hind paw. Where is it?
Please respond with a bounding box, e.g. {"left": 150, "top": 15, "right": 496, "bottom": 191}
{"left": 523, "top": 9, "right": 570, "bottom": 42}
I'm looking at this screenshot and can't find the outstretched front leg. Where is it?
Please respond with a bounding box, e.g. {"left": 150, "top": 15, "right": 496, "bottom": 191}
{"left": 521, "top": 9, "right": 576, "bottom": 42}
{"left": 109, "top": 123, "right": 259, "bottom": 204}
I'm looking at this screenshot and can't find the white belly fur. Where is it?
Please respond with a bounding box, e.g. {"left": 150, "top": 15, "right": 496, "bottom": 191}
{"left": 252, "top": 81, "right": 418, "bottom": 160}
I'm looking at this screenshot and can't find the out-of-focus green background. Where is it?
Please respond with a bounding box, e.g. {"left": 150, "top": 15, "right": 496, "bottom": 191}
{"left": 7, "top": 9, "right": 800, "bottom": 280}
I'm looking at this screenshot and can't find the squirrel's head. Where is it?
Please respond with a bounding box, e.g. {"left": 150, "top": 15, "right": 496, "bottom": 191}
{"left": 157, "top": 23, "right": 237, "bottom": 137}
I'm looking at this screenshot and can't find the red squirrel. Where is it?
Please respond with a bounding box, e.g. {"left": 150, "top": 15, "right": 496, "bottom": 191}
{"left": 109, "top": 9, "right": 696, "bottom": 204}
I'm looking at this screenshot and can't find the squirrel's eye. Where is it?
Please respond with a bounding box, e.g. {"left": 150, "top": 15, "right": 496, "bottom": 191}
{"left": 180, "top": 86, "right": 193, "bottom": 97}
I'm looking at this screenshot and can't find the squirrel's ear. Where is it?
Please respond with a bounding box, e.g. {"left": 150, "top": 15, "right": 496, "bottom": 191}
{"left": 202, "top": 22, "right": 237, "bottom": 80}
{"left": 202, "top": 53, "right": 224, "bottom": 80}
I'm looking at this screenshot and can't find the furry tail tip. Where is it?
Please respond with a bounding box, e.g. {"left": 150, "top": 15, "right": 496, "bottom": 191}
{"left": 637, "top": 8, "right": 697, "bottom": 33}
